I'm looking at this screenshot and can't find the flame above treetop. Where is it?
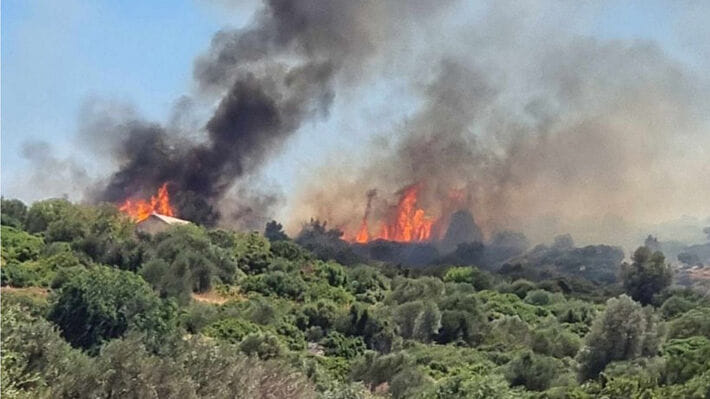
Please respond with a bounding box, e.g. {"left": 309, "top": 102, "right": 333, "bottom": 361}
{"left": 119, "top": 183, "right": 175, "bottom": 222}
{"left": 353, "top": 184, "right": 436, "bottom": 243}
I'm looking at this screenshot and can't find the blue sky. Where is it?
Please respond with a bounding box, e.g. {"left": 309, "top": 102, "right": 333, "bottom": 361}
{"left": 2, "top": 0, "right": 226, "bottom": 184}
{"left": 2, "top": 0, "right": 707, "bottom": 208}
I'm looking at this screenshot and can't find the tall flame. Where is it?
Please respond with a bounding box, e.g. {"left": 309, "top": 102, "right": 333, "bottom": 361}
{"left": 119, "top": 183, "right": 175, "bottom": 222}
{"left": 353, "top": 184, "right": 435, "bottom": 243}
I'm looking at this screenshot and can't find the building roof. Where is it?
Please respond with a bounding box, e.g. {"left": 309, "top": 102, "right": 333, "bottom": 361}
{"left": 147, "top": 212, "right": 191, "bottom": 225}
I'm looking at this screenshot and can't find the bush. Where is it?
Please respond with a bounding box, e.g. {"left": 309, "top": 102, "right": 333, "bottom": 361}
{"left": 389, "top": 277, "right": 444, "bottom": 304}
{"left": 47, "top": 266, "right": 177, "bottom": 351}
{"left": 576, "top": 295, "right": 660, "bottom": 380}
{"left": 233, "top": 232, "right": 272, "bottom": 274}
{"left": 529, "top": 324, "right": 581, "bottom": 358}
{"left": 239, "top": 332, "right": 285, "bottom": 359}
{"left": 203, "top": 318, "right": 261, "bottom": 344}
{"left": 415, "top": 370, "right": 516, "bottom": 399}
{"left": 660, "top": 295, "right": 697, "bottom": 319}
{"left": 240, "top": 271, "right": 308, "bottom": 300}
{"left": 1, "top": 226, "right": 44, "bottom": 264}
{"left": 505, "top": 350, "right": 560, "bottom": 391}
{"left": 321, "top": 331, "right": 366, "bottom": 359}
{"left": 667, "top": 308, "right": 710, "bottom": 340}
{"left": 663, "top": 337, "right": 710, "bottom": 384}
{"left": 442, "top": 266, "right": 492, "bottom": 291}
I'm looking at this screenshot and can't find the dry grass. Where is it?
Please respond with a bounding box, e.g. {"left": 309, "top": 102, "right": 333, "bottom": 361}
{"left": 191, "top": 289, "right": 243, "bottom": 305}
{"left": 1, "top": 286, "right": 49, "bottom": 297}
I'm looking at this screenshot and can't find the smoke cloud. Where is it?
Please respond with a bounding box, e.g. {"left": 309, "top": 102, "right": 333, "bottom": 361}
{"left": 289, "top": 2, "right": 710, "bottom": 248}
{"left": 10, "top": 1, "right": 709, "bottom": 245}
{"left": 76, "top": 0, "right": 451, "bottom": 229}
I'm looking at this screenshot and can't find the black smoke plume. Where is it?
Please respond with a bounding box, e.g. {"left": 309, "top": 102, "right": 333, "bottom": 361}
{"left": 91, "top": 0, "right": 450, "bottom": 227}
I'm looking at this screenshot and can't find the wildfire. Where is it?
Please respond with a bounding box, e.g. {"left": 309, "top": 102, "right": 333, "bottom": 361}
{"left": 119, "top": 183, "right": 175, "bottom": 222}
{"left": 353, "top": 184, "right": 435, "bottom": 243}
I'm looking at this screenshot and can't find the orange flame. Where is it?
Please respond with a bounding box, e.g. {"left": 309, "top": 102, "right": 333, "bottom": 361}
{"left": 353, "top": 184, "right": 435, "bottom": 243}
{"left": 119, "top": 183, "right": 175, "bottom": 222}
{"left": 355, "top": 221, "right": 370, "bottom": 243}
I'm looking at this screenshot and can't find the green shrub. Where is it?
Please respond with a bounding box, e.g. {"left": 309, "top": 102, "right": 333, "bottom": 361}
{"left": 505, "top": 350, "right": 560, "bottom": 391}
{"left": 48, "top": 266, "right": 177, "bottom": 351}
{"left": 663, "top": 337, "right": 710, "bottom": 384}
{"left": 240, "top": 271, "right": 307, "bottom": 300}
{"left": 321, "top": 331, "right": 366, "bottom": 359}
{"left": 203, "top": 318, "right": 261, "bottom": 344}
{"left": 443, "top": 266, "right": 492, "bottom": 291}
{"left": 667, "top": 308, "right": 710, "bottom": 340}
{"left": 239, "top": 332, "right": 284, "bottom": 359}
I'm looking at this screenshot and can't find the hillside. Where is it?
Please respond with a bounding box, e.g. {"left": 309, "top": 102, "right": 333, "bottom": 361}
{"left": 2, "top": 198, "right": 710, "bottom": 398}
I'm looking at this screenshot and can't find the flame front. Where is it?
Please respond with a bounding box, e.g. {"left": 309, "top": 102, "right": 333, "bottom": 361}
{"left": 119, "top": 183, "right": 175, "bottom": 222}
{"left": 353, "top": 184, "right": 435, "bottom": 243}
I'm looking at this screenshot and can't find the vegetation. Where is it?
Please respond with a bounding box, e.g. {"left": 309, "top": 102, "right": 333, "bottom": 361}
{"left": 2, "top": 198, "right": 710, "bottom": 397}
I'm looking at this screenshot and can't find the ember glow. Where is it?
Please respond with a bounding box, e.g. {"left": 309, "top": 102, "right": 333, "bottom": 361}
{"left": 118, "top": 183, "right": 175, "bottom": 222}
{"left": 353, "top": 184, "right": 436, "bottom": 243}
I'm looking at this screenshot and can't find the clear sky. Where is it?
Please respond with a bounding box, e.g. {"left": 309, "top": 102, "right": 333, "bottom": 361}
{"left": 2, "top": 1, "right": 708, "bottom": 245}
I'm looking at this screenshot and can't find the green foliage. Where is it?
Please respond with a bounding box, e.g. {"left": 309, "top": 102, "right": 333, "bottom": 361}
{"left": 313, "top": 261, "right": 349, "bottom": 287}
{"left": 415, "top": 369, "right": 520, "bottom": 399}
{"left": 350, "top": 351, "right": 414, "bottom": 388}
{"left": 1, "top": 303, "right": 88, "bottom": 398}
{"left": 443, "top": 266, "right": 492, "bottom": 291}
{"left": 233, "top": 231, "right": 272, "bottom": 274}
{"left": 389, "top": 276, "right": 444, "bottom": 304}
{"left": 24, "top": 198, "right": 75, "bottom": 234}
{"left": 663, "top": 337, "right": 710, "bottom": 384}
{"left": 505, "top": 350, "right": 560, "bottom": 391}
{"left": 202, "top": 318, "right": 261, "bottom": 343}
{"left": 576, "top": 295, "right": 660, "bottom": 380}
{"left": 271, "top": 239, "right": 312, "bottom": 261}
{"left": 476, "top": 290, "right": 548, "bottom": 324}
{"left": 140, "top": 225, "right": 237, "bottom": 303}
{"left": 529, "top": 323, "right": 581, "bottom": 358}
{"left": 393, "top": 301, "right": 425, "bottom": 339}
{"left": 241, "top": 271, "right": 308, "bottom": 300}
{"left": 667, "top": 307, "right": 710, "bottom": 340}
{"left": 337, "top": 304, "right": 395, "bottom": 352}
{"left": 239, "top": 332, "right": 285, "bottom": 359}
{"left": 299, "top": 299, "right": 341, "bottom": 331}
{"left": 7, "top": 197, "right": 710, "bottom": 397}
{"left": 413, "top": 302, "right": 442, "bottom": 343}
{"left": 347, "top": 265, "right": 388, "bottom": 302}
{"left": 48, "top": 266, "right": 177, "bottom": 350}
{"left": 509, "top": 279, "right": 537, "bottom": 299}
{"left": 1, "top": 226, "right": 44, "bottom": 265}
{"left": 661, "top": 295, "right": 697, "bottom": 319}
{"left": 621, "top": 246, "right": 672, "bottom": 305}
{"left": 1, "top": 197, "right": 28, "bottom": 228}
{"left": 524, "top": 289, "right": 555, "bottom": 306}
{"left": 321, "top": 331, "right": 367, "bottom": 359}
{"left": 180, "top": 301, "right": 220, "bottom": 333}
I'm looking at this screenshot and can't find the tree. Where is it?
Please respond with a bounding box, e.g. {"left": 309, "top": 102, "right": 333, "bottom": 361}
{"left": 442, "top": 266, "right": 492, "bottom": 291}
{"left": 48, "top": 266, "right": 177, "bottom": 350}
{"left": 1, "top": 198, "right": 27, "bottom": 228}
{"left": 413, "top": 302, "right": 442, "bottom": 343}
{"left": 576, "top": 295, "right": 660, "bottom": 380}
{"left": 621, "top": 246, "right": 672, "bottom": 305}
{"left": 264, "top": 220, "right": 289, "bottom": 242}
{"left": 24, "top": 199, "right": 76, "bottom": 234}
{"left": 505, "top": 351, "right": 559, "bottom": 391}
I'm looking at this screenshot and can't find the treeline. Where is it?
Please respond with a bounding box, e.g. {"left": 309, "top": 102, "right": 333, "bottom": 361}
{"left": 2, "top": 197, "right": 710, "bottom": 398}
